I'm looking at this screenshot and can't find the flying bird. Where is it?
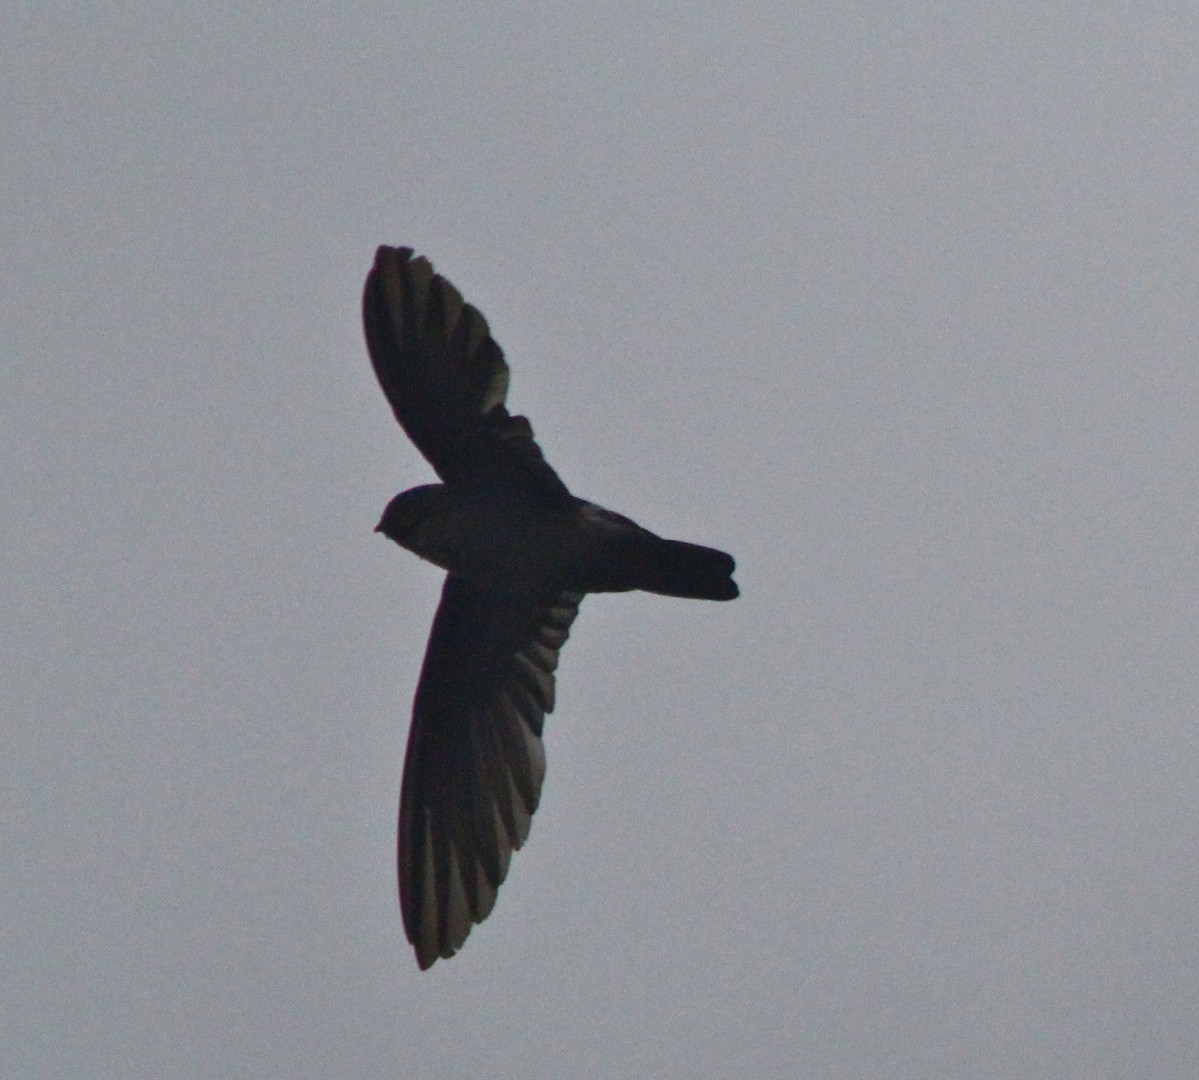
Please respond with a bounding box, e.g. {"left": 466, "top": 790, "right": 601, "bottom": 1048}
{"left": 362, "top": 246, "right": 738, "bottom": 969}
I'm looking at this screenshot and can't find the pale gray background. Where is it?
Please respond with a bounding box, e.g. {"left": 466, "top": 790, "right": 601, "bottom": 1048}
{"left": 5, "top": 4, "right": 1199, "bottom": 1078}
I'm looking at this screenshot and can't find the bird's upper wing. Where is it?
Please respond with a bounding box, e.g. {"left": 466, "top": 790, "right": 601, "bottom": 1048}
{"left": 363, "top": 246, "right": 572, "bottom": 501}
{"left": 398, "top": 574, "right": 582, "bottom": 969}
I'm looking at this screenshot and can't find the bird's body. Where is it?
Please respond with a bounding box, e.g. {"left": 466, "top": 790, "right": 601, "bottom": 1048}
{"left": 362, "top": 245, "right": 737, "bottom": 968}
{"left": 377, "top": 483, "right": 737, "bottom": 600}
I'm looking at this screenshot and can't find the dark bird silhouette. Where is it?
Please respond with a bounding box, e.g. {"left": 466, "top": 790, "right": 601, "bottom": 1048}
{"left": 362, "top": 246, "right": 738, "bottom": 969}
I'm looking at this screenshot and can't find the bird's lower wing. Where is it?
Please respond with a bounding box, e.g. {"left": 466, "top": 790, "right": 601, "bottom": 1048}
{"left": 398, "top": 575, "right": 581, "bottom": 969}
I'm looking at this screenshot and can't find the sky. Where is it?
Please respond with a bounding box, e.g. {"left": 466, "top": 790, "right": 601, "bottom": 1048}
{"left": 5, "top": 3, "right": 1199, "bottom": 1077}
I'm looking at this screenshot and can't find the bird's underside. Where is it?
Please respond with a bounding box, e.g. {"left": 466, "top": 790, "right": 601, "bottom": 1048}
{"left": 362, "top": 245, "right": 737, "bottom": 968}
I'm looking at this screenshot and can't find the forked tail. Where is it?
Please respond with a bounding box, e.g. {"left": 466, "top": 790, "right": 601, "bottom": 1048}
{"left": 636, "top": 538, "right": 738, "bottom": 601}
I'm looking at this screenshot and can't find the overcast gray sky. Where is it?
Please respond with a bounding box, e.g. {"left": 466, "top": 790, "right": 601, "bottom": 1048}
{"left": 6, "top": 4, "right": 1199, "bottom": 1077}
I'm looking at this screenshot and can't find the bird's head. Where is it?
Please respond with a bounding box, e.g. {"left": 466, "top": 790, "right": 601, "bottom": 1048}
{"left": 375, "top": 484, "right": 454, "bottom": 567}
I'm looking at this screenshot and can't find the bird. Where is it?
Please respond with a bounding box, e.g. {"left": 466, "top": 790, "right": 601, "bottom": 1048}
{"left": 362, "top": 245, "right": 738, "bottom": 969}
